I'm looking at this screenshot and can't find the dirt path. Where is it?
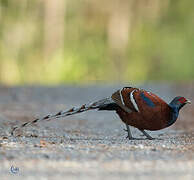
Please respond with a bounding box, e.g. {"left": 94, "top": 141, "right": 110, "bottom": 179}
{"left": 0, "top": 85, "right": 193, "bottom": 180}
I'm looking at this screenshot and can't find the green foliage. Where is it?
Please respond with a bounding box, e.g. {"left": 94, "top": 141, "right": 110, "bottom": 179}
{"left": 0, "top": 0, "right": 194, "bottom": 85}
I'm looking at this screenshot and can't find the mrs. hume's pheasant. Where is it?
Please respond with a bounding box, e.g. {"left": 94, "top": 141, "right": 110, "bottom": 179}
{"left": 11, "top": 87, "right": 191, "bottom": 139}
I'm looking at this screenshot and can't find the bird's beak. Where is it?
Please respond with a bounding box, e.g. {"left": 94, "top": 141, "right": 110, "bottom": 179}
{"left": 186, "top": 99, "right": 191, "bottom": 104}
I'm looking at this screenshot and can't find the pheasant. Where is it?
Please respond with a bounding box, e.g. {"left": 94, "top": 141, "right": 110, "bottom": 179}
{"left": 11, "top": 87, "right": 191, "bottom": 139}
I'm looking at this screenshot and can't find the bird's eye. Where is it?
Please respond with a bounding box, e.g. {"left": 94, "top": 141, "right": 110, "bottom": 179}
{"left": 178, "top": 97, "right": 186, "bottom": 104}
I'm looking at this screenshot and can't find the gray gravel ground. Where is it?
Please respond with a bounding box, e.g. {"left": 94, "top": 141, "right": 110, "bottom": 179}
{"left": 0, "top": 84, "right": 193, "bottom": 180}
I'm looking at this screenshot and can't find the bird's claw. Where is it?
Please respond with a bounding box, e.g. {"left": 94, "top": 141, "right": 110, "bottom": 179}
{"left": 125, "top": 135, "right": 136, "bottom": 140}
{"left": 146, "top": 137, "right": 155, "bottom": 140}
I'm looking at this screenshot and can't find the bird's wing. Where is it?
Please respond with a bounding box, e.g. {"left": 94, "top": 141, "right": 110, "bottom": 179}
{"left": 111, "top": 87, "right": 140, "bottom": 113}
{"left": 111, "top": 87, "right": 166, "bottom": 113}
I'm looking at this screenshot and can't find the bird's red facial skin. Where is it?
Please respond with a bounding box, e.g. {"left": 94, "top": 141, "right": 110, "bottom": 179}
{"left": 178, "top": 97, "right": 186, "bottom": 104}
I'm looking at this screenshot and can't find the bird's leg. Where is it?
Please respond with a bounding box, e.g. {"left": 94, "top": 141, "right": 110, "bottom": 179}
{"left": 138, "top": 129, "right": 154, "bottom": 140}
{"left": 124, "top": 124, "right": 135, "bottom": 140}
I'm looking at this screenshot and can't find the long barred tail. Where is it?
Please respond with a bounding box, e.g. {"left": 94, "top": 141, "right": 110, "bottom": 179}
{"left": 11, "top": 97, "right": 115, "bottom": 136}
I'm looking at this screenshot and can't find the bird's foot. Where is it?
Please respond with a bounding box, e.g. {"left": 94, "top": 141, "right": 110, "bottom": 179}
{"left": 125, "top": 135, "right": 136, "bottom": 140}
{"left": 139, "top": 129, "right": 155, "bottom": 140}
{"left": 146, "top": 136, "right": 155, "bottom": 140}
{"left": 124, "top": 128, "right": 135, "bottom": 140}
{"left": 124, "top": 128, "right": 156, "bottom": 140}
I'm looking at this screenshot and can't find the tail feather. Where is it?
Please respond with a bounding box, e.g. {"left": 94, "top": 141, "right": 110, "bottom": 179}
{"left": 11, "top": 97, "right": 115, "bottom": 136}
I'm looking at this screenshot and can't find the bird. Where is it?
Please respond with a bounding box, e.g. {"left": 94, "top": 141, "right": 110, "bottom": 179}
{"left": 11, "top": 87, "right": 191, "bottom": 139}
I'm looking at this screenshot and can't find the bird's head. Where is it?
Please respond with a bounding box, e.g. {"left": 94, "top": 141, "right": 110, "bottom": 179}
{"left": 169, "top": 96, "right": 191, "bottom": 111}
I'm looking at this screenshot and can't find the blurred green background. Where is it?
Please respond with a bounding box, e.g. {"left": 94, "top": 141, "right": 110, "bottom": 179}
{"left": 0, "top": 0, "right": 194, "bottom": 85}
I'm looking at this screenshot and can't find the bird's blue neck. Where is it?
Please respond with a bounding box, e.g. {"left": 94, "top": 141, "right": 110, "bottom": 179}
{"left": 167, "top": 103, "right": 181, "bottom": 127}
